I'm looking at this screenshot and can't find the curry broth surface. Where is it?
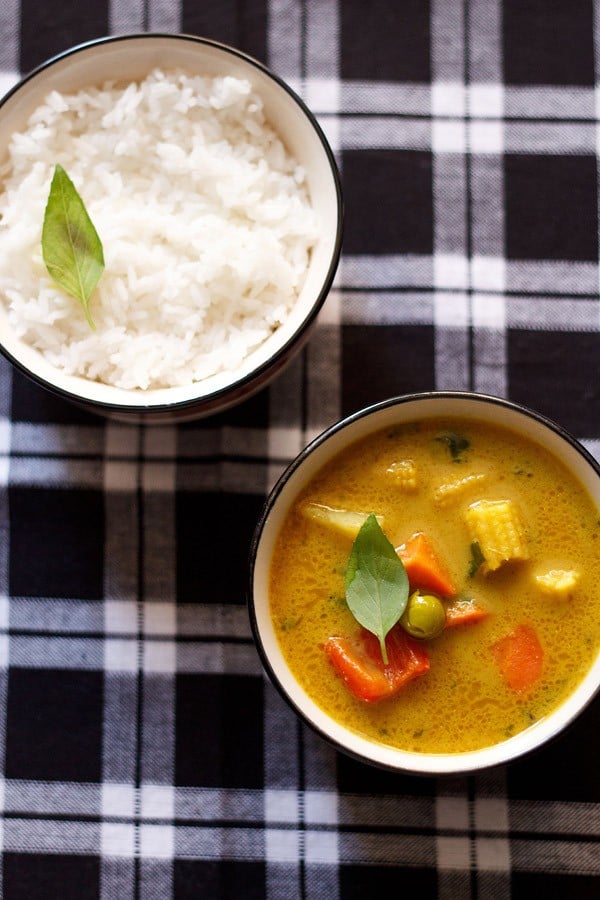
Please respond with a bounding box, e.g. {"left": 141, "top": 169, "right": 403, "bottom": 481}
{"left": 269, "top": 418, "right": 600, "bottom": 753}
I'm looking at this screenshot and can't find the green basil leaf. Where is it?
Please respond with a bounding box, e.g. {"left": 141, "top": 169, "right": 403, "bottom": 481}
{"left": 435, "top": 432, "right": 470, "bottom": 462}
{"left": 345, "top": 513, "right": 409, "bottom": 664}
{"left": 42, "top": 164, "right": 104, "bottom": 329}
{"left": 468, "top": 540, "right": 485, "bottom": 578}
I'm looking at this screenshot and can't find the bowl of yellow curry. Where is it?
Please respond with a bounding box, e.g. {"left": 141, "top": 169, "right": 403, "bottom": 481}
{"left": 248, "top": 392, "right": 600, "bottom": 774}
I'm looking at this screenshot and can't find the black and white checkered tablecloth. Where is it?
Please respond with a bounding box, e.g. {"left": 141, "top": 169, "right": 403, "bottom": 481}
{"left": 0, "top": 1, "right": 599, "bottom": 898}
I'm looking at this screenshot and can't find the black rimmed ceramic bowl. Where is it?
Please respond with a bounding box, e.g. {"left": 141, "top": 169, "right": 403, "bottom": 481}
{"left": 249, "top": 392, "right": 600, "bottom": 775}
{"left": 0, "top": 34, "right": 342, "bottom": 423}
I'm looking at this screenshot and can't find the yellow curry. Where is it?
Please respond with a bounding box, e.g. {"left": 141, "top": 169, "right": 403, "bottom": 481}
{"left": 269, "top": 417, "right": 600, "bottom": 753}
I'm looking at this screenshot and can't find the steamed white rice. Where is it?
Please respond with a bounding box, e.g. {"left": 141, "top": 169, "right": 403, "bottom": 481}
{"left": 0, "top": 69, "right": 319, "bottom": 390}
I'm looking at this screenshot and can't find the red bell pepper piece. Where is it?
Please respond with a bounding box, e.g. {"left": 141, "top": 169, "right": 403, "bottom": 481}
{"left": 324, "top": 627, "right": 430, "bottom": 703}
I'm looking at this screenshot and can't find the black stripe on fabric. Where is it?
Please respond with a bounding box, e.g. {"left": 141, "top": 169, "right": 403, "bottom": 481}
{"left": 180, "top": 0, "right": 268, "bottom": 63}
{"left": 2, "top": 629, "right": 255, "bottom": 643}
{"left": 464, "top": 0, "right": 475, "bottom": 394}
{"left": 468, "top": 775, "right": 478, "bottom": 900}
{"left": 297, "top": 719, "right": 307, "bottom": 900}
{"left": 3, "top": 452, "right": 287, "bottom": 467}
{"left": 1, "top": 810, "right": 599, "bottom": 843}
{"left": 19, "top": 0, "right": 109, "bottom": 73}
{"left": 298, "top": 0, "right": 310, "bottom": 445}
{"left": 316, "top": 112, "right": 600, "bottom": 125}
{"left": 3, "top": 853, "right": 101, "bottom": 900}
{"left": 510, "top": 872, "right": 600, "bottom": 900}
{"left": 134, "top": 446, "right": 144, "bottom": 900}
{"left": 502, "top": 0, "right": 595, "bottom": 87}
{"left": 341, "top": 285, "right": 600, "bottom": 300}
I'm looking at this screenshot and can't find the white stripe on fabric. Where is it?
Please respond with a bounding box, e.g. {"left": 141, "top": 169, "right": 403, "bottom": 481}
{"left": 265, "top": 788, "right": 299, "bottom": 824}
{"left": 505, "top": 122, "right": 595, "bottom": 154}
{"left": 176, "top": 603, "right": 251, "bottom": 638}
{"left": 582, "top": 439, "right": 600, "bottom": 462}
{"left": 433, "top": 118, "right": 467, "bottom": 153}
{"left": 304, "top": 790, "right": 338, "bottom": 826}
{"left": 470, "top": 83, "right": 504, "bottom": 118}
{"left": 472, "top": 293, "right": 506, "bottom": 330}
{"left": 471, "top": 119, "right": 504, "bottom": 154}
{"left": 140, "top": 824, "right": 175, "bottom": 859}
{"left": 342, "top": 255, "right": 434, "bottom": 289}
{"left": 0, "top": 71, "right": 19, "bottom": 97}
{"left": 108, "top": 0, "right": 145, "bottom": 33}
{"left": 144, "top": 601, "right": 176, "bottom": 636}
{"left": 470, "top": 0, "right": 503, "bottom": 83}
{"left": 342, "top": 292, "right": 433, "bottom": 325}
{"left": 104, "top": 461, "right": 138, "bottom": 492}
{"left": 471, "top": 257, "right": 506, "bottom": 292}
{"left": 506, "top": 86, "right": 595, "bottom": 119}
{"left": 341, "top": 116, "right": 431, "bottom": 150}
{"left": 506, "top": 260, "right": 599, "bottom": 295}
{"left": 0, "top": 418, "right": 12, "bottom": 456}
{"left": 304, "top": 77, "right": 340, "bottom": 114}
{"left": 8, "top": 457, "right": 103, "bottom": 487}
{"left": 510, "top": 839, "right": 600, "bottom": 875}
{"left": 265, "top": 828, "right": 300, "bottom": 864}
{"left": 337, "top": 831, "right": 437, "bottom": 866}
{"left": 0, "top": 595, "right": 8, "bottom": 630}
{"left": 105, "top": 638, "right": 138, "bottom": 672}
{"left": 101, "top": 823, "right": 136, "bottom": 858}
{"left": 437, "top": 836, "right": 472, "bottom": 870}
{"left": 432, "top": 82, "right": 467, "bottom": 117}
{"left": 434, "top": 256, "right": 470, "bottom": 291}
{"left": 176, "top": 787, "right": 265, "bottom": 822}
{"left": 102, "top": 782, "right": 136, "bottom": 819}
{"left": 147, "top": 0, "right": 180, "bottom": 31}
{"left": 4, "top": 819, "right": 100, "bottom": 854}
{"left": 324, "top": 256, "right": 600, "bottom": 297}
{"left": 267, "top": 0, "right": 303, "bottom": 79}
{"left": 434, "top": 291, "right": 470, "bottom": 328}
{"left": 0, "top": 781, "right": 596, "bottom": 834}
{"left": 104, "top": 423, "right": 140, "bottom": 458}
{"left": 105, "top": 600, "right": 139, "bottom": 635}
{"left": 341, "top": 82, "right": 431, "bottom": 115}
{"left": 0, "top": 0, "right": 19, "bottom": 73}
{"left": 140, "top": 784, "right": 176, "bottom": 820}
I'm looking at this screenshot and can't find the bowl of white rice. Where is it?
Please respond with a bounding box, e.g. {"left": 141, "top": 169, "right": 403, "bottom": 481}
{"left": 0, "top": 34, "right": 342, "bottom": 422}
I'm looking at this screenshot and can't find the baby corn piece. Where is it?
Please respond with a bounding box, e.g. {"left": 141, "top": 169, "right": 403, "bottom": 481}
{"left": 386, "top": 459, "right": 418, "bottom": 492}
{"left": 433, "top": 473, "right": 487, "bottom": 507}
{"left": 302, "top": 502, "right": 384, "bottom": 538}
{"left": 465, "top": 498, "right": 529, "bottom": 572}
{"left": 535, "top": 569, "right": 580, "bottom": 596}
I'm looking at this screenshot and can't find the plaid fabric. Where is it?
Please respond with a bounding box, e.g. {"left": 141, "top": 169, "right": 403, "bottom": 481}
{"left": 0, "top": 1, "right": 599, "bottom": 897}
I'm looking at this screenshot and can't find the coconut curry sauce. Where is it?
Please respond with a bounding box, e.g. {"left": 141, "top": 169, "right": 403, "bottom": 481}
{"left": 269, "top": 418, "right": 600, "bottom": 754}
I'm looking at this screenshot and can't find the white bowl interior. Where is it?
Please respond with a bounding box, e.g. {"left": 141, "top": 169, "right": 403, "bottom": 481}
{"left": 252, "top": 394, "right": 600, "bottom": 774}
{"left": 0, "top": 35, "right": 341, "bottom": 410}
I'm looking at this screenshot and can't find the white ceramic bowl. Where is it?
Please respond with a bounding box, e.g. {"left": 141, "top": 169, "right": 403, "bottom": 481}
{"left": 249, "top": 392, "right": 600, "bottom": 774}
{"left": 0, "top": 34, "right": 342, "bottom": 423}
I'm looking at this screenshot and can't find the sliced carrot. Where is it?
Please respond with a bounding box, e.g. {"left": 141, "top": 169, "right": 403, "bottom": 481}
{"left": 396, "top": 532, "right": 456, "bottom": 598}
{"left": 445, "top": 598, "right": 489, "bottom": 628}
{"left": 491, "top": 624, "right": 544, "bottom": 693}
{"left": 324, "top": 627, "right": 430, "bottom": 703}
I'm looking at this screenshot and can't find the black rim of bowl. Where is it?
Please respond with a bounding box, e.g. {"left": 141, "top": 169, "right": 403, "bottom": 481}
{"left": 248, "top": 390, "right": 600, "bottom": 774}
{"left": 0, "top": 33, "right": 344, "bottom": 415}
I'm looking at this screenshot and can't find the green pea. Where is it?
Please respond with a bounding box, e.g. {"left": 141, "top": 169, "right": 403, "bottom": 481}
{"left": 401, "top": 590, "right": 446, "bottom": 640}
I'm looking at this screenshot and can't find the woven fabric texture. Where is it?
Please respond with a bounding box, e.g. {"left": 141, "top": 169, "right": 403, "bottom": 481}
{"left": 0, "top": 2, "right": 598, "bottom": 898}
